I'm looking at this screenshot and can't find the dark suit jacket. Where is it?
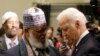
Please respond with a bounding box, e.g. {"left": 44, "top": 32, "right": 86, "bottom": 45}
{"left": 0, "top": 35, "right": 7, "bottom": 51}
{"left": 5, "top": 39, "right": 60, "bottom": 56}
{"left": 72, "top": 33, "right": 100, "bottom": 56}
{"left": 0, "top": 35, "right": 7, "bottom": 56}
{"left": 0, "top": 35, "right": 20, "bottom": 56}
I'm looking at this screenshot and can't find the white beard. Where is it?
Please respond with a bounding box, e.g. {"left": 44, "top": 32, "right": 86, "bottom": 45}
{"left": 28, "top": 36, "right": 49, "bottom": 49}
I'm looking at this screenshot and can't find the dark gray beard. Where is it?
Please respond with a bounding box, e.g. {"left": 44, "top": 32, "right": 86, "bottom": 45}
{"left": 6, "top": 30, "right": 17, "bottom": 38}
{"left": 6, "top": 34, "right": 15, "bottom": 38}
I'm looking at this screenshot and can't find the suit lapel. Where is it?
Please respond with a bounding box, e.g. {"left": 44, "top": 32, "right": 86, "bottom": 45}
{"left": 0, "top": 35, "right": 7, "bottom": 51}
{"left": 19, "top": 39, "right": 28, "bottom": 56}
{"left": 72, "top": 33, "right": 92, "bottom": 56}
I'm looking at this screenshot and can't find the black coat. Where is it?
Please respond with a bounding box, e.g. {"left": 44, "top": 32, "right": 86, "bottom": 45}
{"left": 72, "top": 33, "right": 100, "bottom": 56}
{"left": 0, "top": 35, "right": 7, "bottom": 56}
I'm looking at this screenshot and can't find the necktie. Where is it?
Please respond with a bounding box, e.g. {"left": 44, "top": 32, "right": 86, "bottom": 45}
{"left": 9, "top": 42, "right": 16, "bottom": 48}
{"left": 72, "top": 46, "right": 77, "bottom": 56}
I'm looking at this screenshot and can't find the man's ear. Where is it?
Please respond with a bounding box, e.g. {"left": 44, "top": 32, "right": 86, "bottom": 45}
{"left": 75, "top": 20, "right": 80, "bottom": 29}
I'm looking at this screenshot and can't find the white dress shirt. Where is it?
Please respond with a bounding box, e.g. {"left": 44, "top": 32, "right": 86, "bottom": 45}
{"left": 4, "top": 34, "right": 19, "bottom": 49}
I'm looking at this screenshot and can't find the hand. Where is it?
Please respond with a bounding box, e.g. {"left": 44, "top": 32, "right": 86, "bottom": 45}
{"left": 59, "top": 47, "right": 68, "bottom": 55}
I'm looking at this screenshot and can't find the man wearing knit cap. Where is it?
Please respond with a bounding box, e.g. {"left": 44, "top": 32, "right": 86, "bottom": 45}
{"left": 0, "top": 11, "right": 20, "bottom": 51}
{"left": 5, "top": 7, "right": 60, "bottom": 56}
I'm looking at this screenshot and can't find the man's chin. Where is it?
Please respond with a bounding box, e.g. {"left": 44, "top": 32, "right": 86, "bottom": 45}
{"left": 6, "top": 34, "right": 16, "bottom": 38}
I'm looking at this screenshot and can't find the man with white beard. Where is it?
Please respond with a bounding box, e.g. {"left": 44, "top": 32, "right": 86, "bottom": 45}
{"left": 5, "top": 7, "right": 60, "bottom": 56}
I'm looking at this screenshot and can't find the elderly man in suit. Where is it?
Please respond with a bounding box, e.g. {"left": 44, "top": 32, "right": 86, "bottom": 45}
{"left": 56, "top": 7, "right": 100, "bottom": 56}
{"left": 5, "top": 7, "right": 60, "bottom": 56}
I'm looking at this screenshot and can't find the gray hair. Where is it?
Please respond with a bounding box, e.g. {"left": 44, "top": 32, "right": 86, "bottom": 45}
{"left": 57, "top": 7, "right": 88, "bottom": 25}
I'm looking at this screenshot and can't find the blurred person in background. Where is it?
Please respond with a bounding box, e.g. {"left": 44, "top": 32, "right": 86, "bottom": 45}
{"left": 46, "top": 26, "right": 54, "bottom": 47}
{"left": 86, "top": 22, "right": 99, "bottom": 36}
{"left": 5, "top": 7, "right": 60, "bottom": 56}
{"left": 17, "top": 21, "right": 23, "bottom": 39}
{"left": 55, "top": 33, "right": 63, "bottom": 49}
{"left": 55, "top": 28, "right": 72, "bottom": 56}
{"left": 57, "top": 7, "right": 100, "bottom": 56}
{"left": 86, "top": 21, "right": 100, "bottom": 42}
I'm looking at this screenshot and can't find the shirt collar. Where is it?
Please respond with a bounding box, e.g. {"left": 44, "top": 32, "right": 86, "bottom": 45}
{"left": 4, "top": 34, "right": 19, "bottom": 46}
{"left": 76, "top": 30, "right": 89, "bottom": 46}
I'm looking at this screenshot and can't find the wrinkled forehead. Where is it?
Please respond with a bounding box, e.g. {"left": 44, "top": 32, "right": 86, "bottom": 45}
{"left": 59, "top": 18, "right": 69, "bottom": 26}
